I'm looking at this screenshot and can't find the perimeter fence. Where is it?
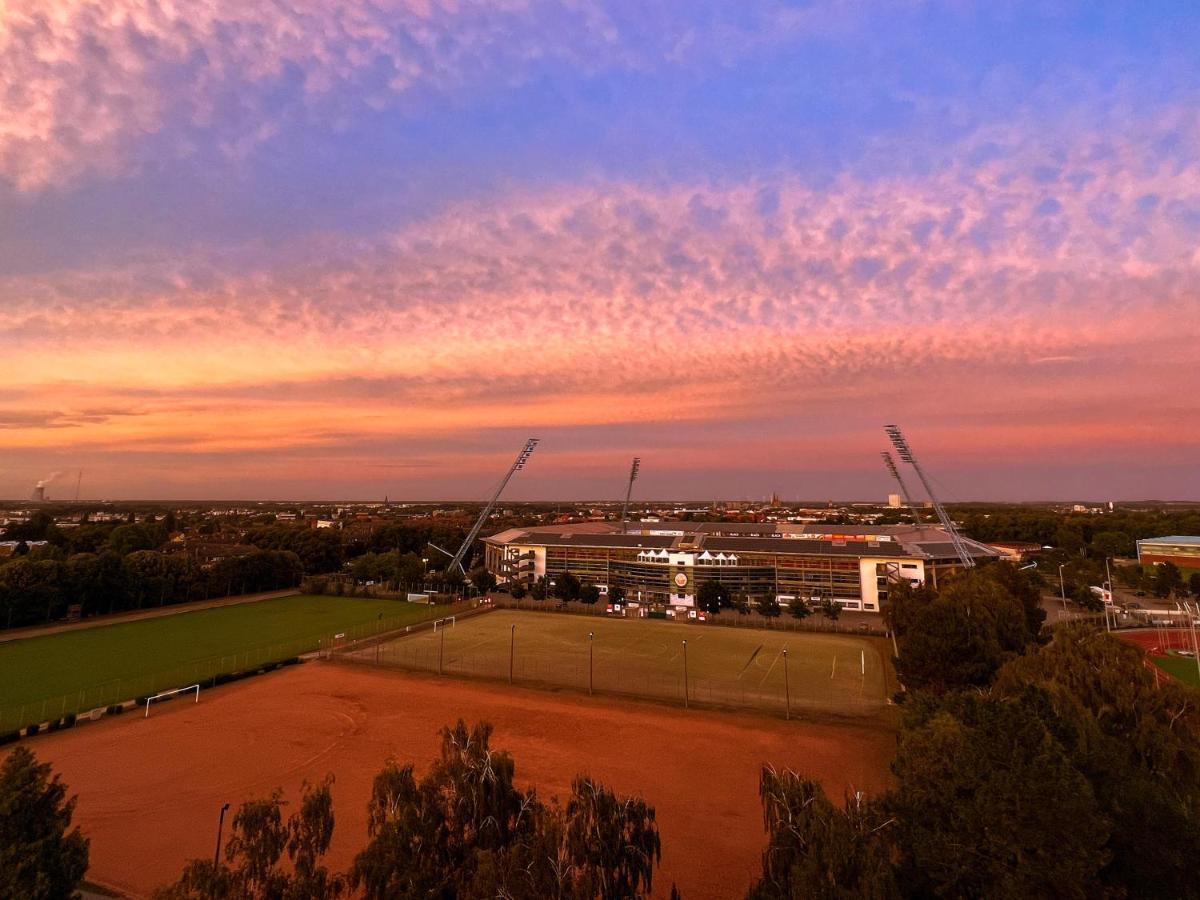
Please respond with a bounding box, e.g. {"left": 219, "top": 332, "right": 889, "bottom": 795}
{"left": 0, "top": 604, "right": 455, "bottom": 736}
{"left": 336, "top": 617, "right": 890, "bottom": 721}
{"left": 491, "top": 597, "right": 891, "bottom": 636}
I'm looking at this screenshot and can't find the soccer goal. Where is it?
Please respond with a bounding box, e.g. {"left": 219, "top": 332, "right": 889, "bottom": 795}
{"left": 433, "top": 616, "right": 456, "bottom": 633}
{"left": 145, "top": 684, "right": 200, "bottom": 718}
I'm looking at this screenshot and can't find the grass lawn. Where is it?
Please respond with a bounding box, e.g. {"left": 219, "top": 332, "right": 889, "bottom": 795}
{"left": 363, "top": 609, "right": 891, "bottom": 717}
{"left": 1153, "top": 651, "right": 1200, "bottom": 689}
{"left": 0, "top": 595, "right": 437, "bottom": 732}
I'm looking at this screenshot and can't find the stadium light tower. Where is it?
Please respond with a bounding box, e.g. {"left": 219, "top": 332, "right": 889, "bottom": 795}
{"left": 884, "top": 425, "right": 975, "bottom": 568}
{"left": 880, "top": 451, "right": 922, "bottom": 524}
{"left": 620, "top": 457, "right": 641, "bottom": 534}
{"left": 443, "top": 438, "right": 540, "bottom": 578}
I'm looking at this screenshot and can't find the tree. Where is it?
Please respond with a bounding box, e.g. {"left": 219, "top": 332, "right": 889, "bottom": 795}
{"left": 0, "top": 747, "right": 89, "bottom": 900}
{"left": 994, "top": 626, "right": 1200, "bottom": 897}
{"left": 351, "top": 721, "right": 661, "bottom": 899}
{"left": 509, "top": 581, "right": 528, "bottom": 600}
{"left": 1190, "top": 572, "right": 1200, "bottom": 599}
{"left": 890, "top": 570, "right": 1041, "bottom": 695}
{"left": 554, "top": 572, "right": 582, "bottom": 602}
{"left": 889, "top": 691, "right": 1109, "bottom": 898}
{"left": 156, "top": 778, "right": 344, "bottom": 899}
{"left": 1073, "top": 583, "right": 1103, "bottom": 611}
{"left": 893, "top": 599, "right": 1001, "bottom": 693}
{"left": 696, "top": 581, "right": 729, "bottom": 616}
{"left": 820, "top": 600, "right": 841, "bottom": 623}
{"left": 758, "top": 596, "right": 781, "bottom": 618}
{"left": 1091, "top": 530, "right": 1132, "bottom": 559}
{"left": 579, "top": 583, "right": 601, "bottom": 605}
{"left": 1055, "top": 524, "right": 1085, "bottom": 557}
{"left": 608, "top": 585, "right": 626, "bottom": 604}
{"left": 748, "top": 766, "right": 899, "bottom": 900}
{"left": 530, "top": 576, "right": 548, "bottom": 602}
{"left": 787, "top": 598, "right": 812, "bottom": 620}
{"left": 1153, "top": 562, "right": 1183, "bottom": 599}
{"left": 468, "top": 567, "right": 497, "bottom": 596}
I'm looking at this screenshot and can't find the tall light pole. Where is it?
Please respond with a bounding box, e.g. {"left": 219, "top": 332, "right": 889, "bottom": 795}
{"left": 682, "top": 640, "right": 689, "bottom": 709}
{"left": 588, "top": 631, "right": 594, "bottom": 695}
{"left": 620, "top": 457, "right": 641, "bottom": 534}
{"left": 884, "top": 425, "right": 975, "bottom": 567}
{"left": 444, "top": 438, "right": 540, "bottom": 577}
{"left": 509, "top": 623, "right": 515, "bottom": 685}
{"left": 1058, "top": 563, "right": 1068, "bottom": 614}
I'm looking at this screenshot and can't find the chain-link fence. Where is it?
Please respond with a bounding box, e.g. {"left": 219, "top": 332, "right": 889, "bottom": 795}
{"left": 491, "top": 597, "right": 890, "bottom": 636}
{"left": 337, "top": 611, "right": 891, "bottom": 720}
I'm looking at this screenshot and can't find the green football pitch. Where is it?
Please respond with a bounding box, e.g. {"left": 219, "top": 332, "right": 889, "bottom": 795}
{"left": 0, "top": 595, "right": 436, "bottom": 732}
{"left": 1154, "top": 652, "right": 1200, "bottom": 689}
{"left": 359, "top": 609, "right": 892, "bottom": 717}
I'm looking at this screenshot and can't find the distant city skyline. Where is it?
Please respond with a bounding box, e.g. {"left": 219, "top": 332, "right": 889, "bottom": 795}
{"left": 2, "top": 3, "right": 1198, "bottom": 501}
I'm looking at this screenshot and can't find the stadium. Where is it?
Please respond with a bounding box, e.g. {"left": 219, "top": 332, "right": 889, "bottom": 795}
{"left": 484, "top": 521, "right": 999, "bottom": 614}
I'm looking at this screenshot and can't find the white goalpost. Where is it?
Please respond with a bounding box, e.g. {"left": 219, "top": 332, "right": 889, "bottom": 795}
{"left": 145, "top": 684, "right": 200, "bottom": 717}
{"left": 433, "top": 616, "right": 456, "bottom": 633}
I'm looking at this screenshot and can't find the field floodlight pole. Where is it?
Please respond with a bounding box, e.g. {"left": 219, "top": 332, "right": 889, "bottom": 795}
{"left": 620, "top": 457, "right": 641, "bottom": 534}
{"left": 509, "top": 624, "right": 515, "bottom": 685}
{"left": 588, "top": 631, "right": 594, "bottom": 695}
{"left": 1059, "top": 563, "right": 1068, "bottom": 613}
{"left": 880, "top": 451, "right": 922, "bottom": 524}
{"left": 446, "top": 438, "right": 540, "bottom": 578}
{"left": 884, "top": 425, "right": 975, "bottom": 568}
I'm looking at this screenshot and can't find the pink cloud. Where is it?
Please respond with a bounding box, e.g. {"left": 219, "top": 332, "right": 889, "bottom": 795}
{"left": 0, "top": 0, "right": 855, "bottom": 190}
{"left": 0, "top": 115, "right": 1197, "bottom": 497}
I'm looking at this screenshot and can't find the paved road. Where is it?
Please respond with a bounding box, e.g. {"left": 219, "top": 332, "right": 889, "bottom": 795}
{"left": 0, "top": 588, "right": 301, "bottom": 644}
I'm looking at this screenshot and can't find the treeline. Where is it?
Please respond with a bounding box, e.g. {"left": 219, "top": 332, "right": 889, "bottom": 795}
{"left": 960, "top": 506, "right": 1200, "bottom": 558}
{"left": 0, "top": 550, "right": 302, "bottom": 630}
{"left": 750, "top": 565, "right": 1200, "bottom": 899}
{"left": 0, "top": 517, "right": 476, "bottom": 632}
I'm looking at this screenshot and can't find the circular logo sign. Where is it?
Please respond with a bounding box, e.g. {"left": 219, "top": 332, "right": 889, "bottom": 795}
{"left": 674, "top": 572, "right": 688, "bottom": 588}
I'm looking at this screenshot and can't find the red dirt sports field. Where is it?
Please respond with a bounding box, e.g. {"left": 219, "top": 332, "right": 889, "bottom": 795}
{"left": 17, "top": 661, "right": 896, "bottom": 899}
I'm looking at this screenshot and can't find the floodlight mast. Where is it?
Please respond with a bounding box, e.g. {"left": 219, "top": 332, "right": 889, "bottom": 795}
{"left": 620, "top": 457, "right": 641, "bottom": 534}
{"left": 881, "top": 451, "right": 922, "bottom": 524}
{"left": 445, "top": 438, "right": 540, "bottom": 578}
{"left": 883, "top": 425, "right": 975, "bottom": 568}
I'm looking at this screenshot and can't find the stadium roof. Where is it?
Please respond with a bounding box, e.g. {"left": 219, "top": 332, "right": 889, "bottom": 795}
{"left": 485, "top": 522, "right": 999, "bottom": 561}
{"left": 1138, "top": 536, "right": 1200, "bottom": 545}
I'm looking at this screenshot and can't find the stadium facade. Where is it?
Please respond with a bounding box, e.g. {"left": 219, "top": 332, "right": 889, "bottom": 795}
{"left": 483, "top": 522, "right": 998, "bottom": 614}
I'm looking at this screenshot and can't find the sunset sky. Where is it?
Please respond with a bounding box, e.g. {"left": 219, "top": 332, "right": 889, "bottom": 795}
{"left": 2, "top": 2, "right": 1198, "bottom": 501}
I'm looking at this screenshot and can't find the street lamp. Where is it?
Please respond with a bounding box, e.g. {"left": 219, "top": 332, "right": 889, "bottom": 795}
{"left": 213, "top": 802, "right": 231, "bottom": 870}
{"left": 1058, "top": 563, "right": 1068, "bottom": 614}
{"left": 782, "top": 648, "right": 791, "bottom": 720}
{"left": 681, "top": 640, "right": 689, "bottom": 709}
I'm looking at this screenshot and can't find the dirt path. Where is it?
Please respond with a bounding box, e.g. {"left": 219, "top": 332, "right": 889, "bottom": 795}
{"left": 23, "top": 661, "right": 897, "bottom": 899}
{"left": 0, "top": 589, "right": 301, "bottom": 644}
